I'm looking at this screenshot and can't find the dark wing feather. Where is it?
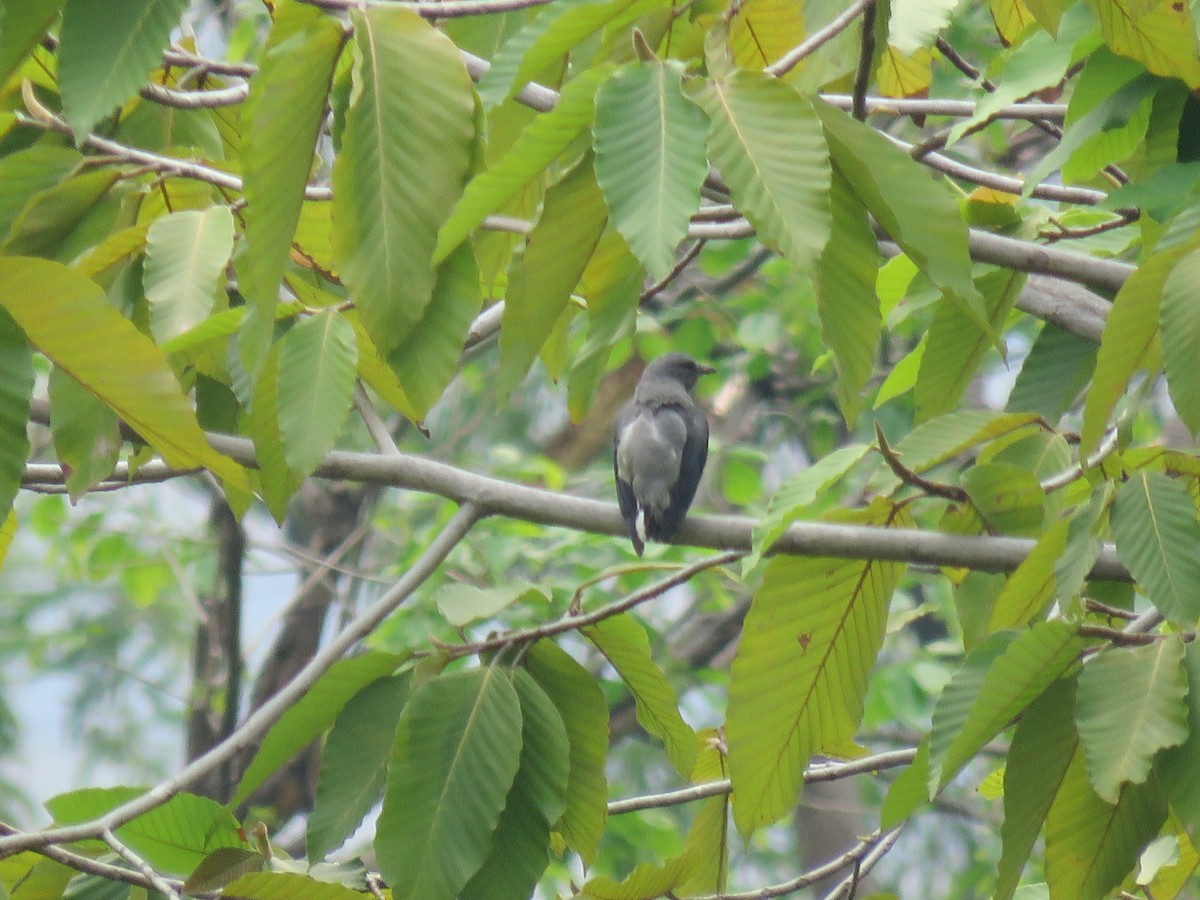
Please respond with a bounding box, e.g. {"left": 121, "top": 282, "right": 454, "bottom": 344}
{"left": 613, "top": 400, "right": 643, "bottom": 554}
{"left": 648, "top": 402, "right": 709, "bottom": 542}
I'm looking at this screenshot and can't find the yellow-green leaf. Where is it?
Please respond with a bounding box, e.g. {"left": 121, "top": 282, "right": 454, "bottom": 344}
{"left": 0, "top": 257, "right": 248, "bottom": 490}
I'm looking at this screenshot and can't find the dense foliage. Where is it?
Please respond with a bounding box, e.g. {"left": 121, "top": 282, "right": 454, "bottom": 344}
{"left": 1, "top": 0, "right": 1200, "bottom": 897}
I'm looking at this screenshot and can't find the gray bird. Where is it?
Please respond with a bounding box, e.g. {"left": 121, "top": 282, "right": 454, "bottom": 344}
{"left": 614, "top": 353, "right": 716, "bottom": 555}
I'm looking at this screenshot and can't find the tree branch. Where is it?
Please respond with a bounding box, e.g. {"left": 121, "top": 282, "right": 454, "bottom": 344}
{"left": 0, "top": 503, "right": 481, "bottom": 859}
{"left": 765, "top": 0, "right": 875, "bottom": 78}
{"left": 606, "top": 748, "right": 917, "bottom": 815}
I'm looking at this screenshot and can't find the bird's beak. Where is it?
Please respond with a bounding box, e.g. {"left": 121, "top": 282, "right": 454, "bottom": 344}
{"left": 697, "top": 364, "right": 717, "bottom": 376}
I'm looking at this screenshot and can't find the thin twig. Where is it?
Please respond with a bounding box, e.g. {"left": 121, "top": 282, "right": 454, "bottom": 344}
{"left": 141, "top": 81, "right": 249, "bottom": 109}
{"left": 441, "top": 551, "right": 743, "bottom": 658}
{"left": 297, "top": 0, "right": 559, "bottom": 16}
{"left": 606, "top": 748, "right": 917, "bottom": 815}
{"left": 766, "top": 0, "right": 875, "bottom": 78}
{"left": 101, "top": 829, "right": 182, "bottom": 900}
{"left": 876, "top": 424, "right": 967, "bottom": 503}
{"left": 640, "top": 240, "right": 706, "bottom": 304}
{"left": 687, "top": 829, "right": 895, "bottom": 900}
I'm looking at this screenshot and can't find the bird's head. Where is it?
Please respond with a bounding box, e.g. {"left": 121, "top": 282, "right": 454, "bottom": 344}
{"left": 641, "top": 352, "right": 717, "bottom": 392}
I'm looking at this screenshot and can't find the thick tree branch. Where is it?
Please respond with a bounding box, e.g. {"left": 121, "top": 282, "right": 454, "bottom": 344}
{"left": 0, "top": 503, "right": 481, "bottom": 858}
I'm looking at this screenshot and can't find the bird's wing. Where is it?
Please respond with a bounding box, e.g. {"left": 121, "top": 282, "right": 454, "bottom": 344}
{"left": 613, "top": 400, "right": 642, "bottom": 551}
{"left": 655, "top": 402, "right": 709, "bottom": 540}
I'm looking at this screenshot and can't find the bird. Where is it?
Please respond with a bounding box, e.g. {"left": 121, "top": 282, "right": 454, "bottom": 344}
{"left": 613, "top": 353, "right": 715, "bottom": 555}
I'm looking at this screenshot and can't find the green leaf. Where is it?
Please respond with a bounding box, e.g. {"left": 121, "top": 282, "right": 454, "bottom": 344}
{"left": 996, "top": 678, "right": 1079, "bottom": 900}
{"left": 813, "top": 100, "right": 989, "bottom": 335}
{"left": 45, "top": 787, "right": 244, "bottom": 877}
{"left": 696, "top": 72, "right": 830, "bottom": 272}
{"left": 916, "top": 269, "right": 1025, "bottom": 422}
{"left": 0, "top": 0, "right": 66, "bottom": 85}
{"left": 881, "top": 739, "right": 930, "bottom": 827}
{"left": 0, "top": 310, "right": 32, "bottom": 519}
{"left": 747, "top": 442, "right": 872, "bottom": 573}
{"left": 307, "top": 674, "right": 411, "bottom": 863}
{"left": 0, "top": 257, "right": 248, "bottom": 490}
{"left": 961, "top": 461, "right": 1046, "bottom": 538}
{"left": 815, "top": 168, "right": 881, "bottom": 425}
{"left": 58, "top": 0, "right": 189, "bottom": 139}
{"left": 1081, "top": 240, "right": 1197, "bottom": 456}
{"left": 1085, "top": 0, "right": 1200, "bottom": 89}
{"left": 436, "top": 582, "right": 542, "bottom": 627}
{"left": 48, "top": 366, "right": 120, "bottom": 502}
{"left": 499, "top": 158, "right": 608, "bottom": 395}
{"left": 929, "top": 622, "right": 1088, "bottom": 794}
{"left": 875, "top": 410, "right": 1041, "bottom": 493}
{"left": 232, "top": 651, "right": 405, "bottom": 807}
{"left": 477, "top": 0, "right": 663, "bottom": 107}
{"left": 1111, "top": 471, "right": 1200, "bottom": 626}
{"left": 183, "top": 848, "right": 267, "bottom": 894}
{"left": 524, "top": 640, "right": 608, "bottom": 864}
{"left": 436, "top": 66, "right": 612, "bottom": 262}
{"left": 1044, "top": 748, "right": 1168, "bottom": 900}
{"left": 142, "top": 207, "right": 235, "bottom": 344}
{"left": 1158, "top": 641, "right": 1200, "bottom": 836}
{"left": 888, "top": 0, "right": 963, "bottom": 54}
{"left": 343, "top": 310, "right": 420, "bottom": 425}
{"left": 221, "top": 871, "right": 366, "bottom": 899}
{"left": 580, "top": 792, "right": 728, "bottom": 898}
{"left": 247, "top": 344, "right": 303, "bottom": 523}
{"left": 376, "top": 667, "right": 523, "bottom": 900}
{"left": 1025, "top": 69, "right": 1159, "bottom": 191}
{"left": 239, "top": 1, "right": 346, "bottom": 369}
{"left": 1075, "top": 638, "right": 1189, "bottom": 803}
{"left": 727, "top": 505, "right": 906, "bottom": 833}
{"left": 1, "top": 169, "right": 119, "bottom": 258}
{"left": 592, "top": 61, "right": 707, "bottom": 280}
{"left": 584, "top": 614, "right": 697, "bottom": 779}
{"left": 1161, "top": 246, "right": 1200, "bottom": 433}
{"left": 387, "top": 242, "right": 482, "bottom": 420}
{"left": 460, "top": 671, "right": 570, "bottom": 900}
{"left": 1007, "top": 324, "right": 1098, "bottom": 420}
{"left": 332, "top": 6, "right": 476, "bottom": 354}
{"left": 276, "top": 310, "right": 358, "bottom": 478}
{"left": 988, "top": 518, "right": 1069, "bottom": 631}
{"left": 0, "top": 147, "right": 81, "bottom": 245}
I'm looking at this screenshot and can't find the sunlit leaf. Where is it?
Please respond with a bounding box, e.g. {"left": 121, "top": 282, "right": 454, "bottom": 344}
{"left": 584, "top": 614, "right": 697, "bottom": 779}
{"left": 1085, "top": 0, "right": 1200, "bottom": 88}
{"left": 728, "top": 504, "right": 907, "bottom": 833}
{"left": 0, "top": 257, "right": 248, "bottom": 490}
{"left": 45, "top": 787, "right": 245, "bottom": 877}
